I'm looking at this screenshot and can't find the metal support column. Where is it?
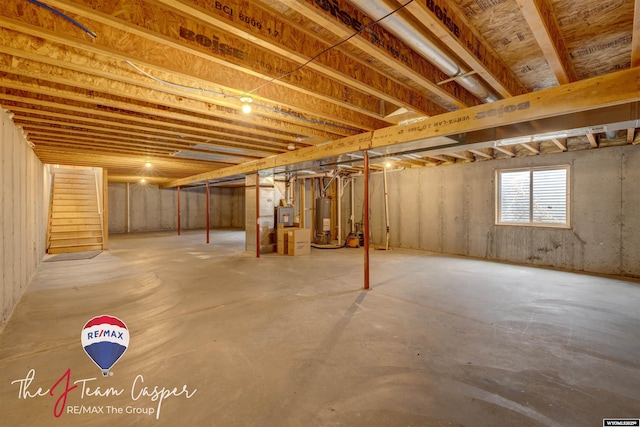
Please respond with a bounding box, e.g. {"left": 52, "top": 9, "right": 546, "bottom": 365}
{"left": 337, "top": 175, "right": 342, "bottom": 246}
{"left": 206, "top": 181, "right": 210, "bottom": 244}
{"left": 256, "top": 178, "right": 260, "bottom": 258}
{"left": 125, "top": 182, "right": 130, "bottom": 233}
{"left": 177, "top": 186, "right": 181, "bottom": 236}
{"left": 364, "top": 152, "right": 370, "bottom": 290}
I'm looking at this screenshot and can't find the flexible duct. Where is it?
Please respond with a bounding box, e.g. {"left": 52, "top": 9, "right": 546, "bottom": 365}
{"left": 348, "top": 0, "right": 499, "bottom": 103}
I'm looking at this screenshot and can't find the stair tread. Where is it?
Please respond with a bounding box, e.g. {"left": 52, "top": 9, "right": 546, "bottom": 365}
{"left": 48, "top": 167, "right": 104, "bottom": 253}
{"left": 49, "top": 244, "right": 103, "bottom": 249}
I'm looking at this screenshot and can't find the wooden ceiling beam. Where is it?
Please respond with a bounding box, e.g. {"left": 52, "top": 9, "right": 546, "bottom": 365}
{"left": 0, "top": 26, "right": 364, "bottom": 136}
{"left": 9, "top": 108, "right": 288, "bottom": 153}
{"left": 0, "top": 55, "right": 343, "bottom": 143}
{"left": 0, "top": 1, "right": 391, "bottom": 129}
{"left": 493, "top": 146, "right": 516, "bottom": 157}
{"left": 520, "top": 142, "right": 540, "bottom": 154}
{"left": 396, "top": 158, "right": 430, "bottom": 167}
{"left": 400, "top": 156, "right": 433, "bottom": 166}
{"left": 0, "top": 19, "right": 376, "bottom": 135}
{"left": 26, "top": 130, "right": 262, "bottom": 163}
{"left": 400, "top": 0, "right": 527, "bottom": 98}
{"left": 33, "top": 148, "right": 221, "bottom": 179}
{"left": 276, "top": 0, "right": 480, "bottom": 110}
{"left": 32, "top": 139, "right": 179, "bottom": 158}
{"left": 516, "top": 0, "right": 577, "bottom": 84}
{"left": 446, "top": 151, "right": 474, "bottom": 161}
{"left": 0, "top": 60, "right": 352, "bottom": 149}
{"left": 161, "top": 68, "right": 640, "bottom": 187}
{"left": 551, "top": 138, "right": 568, "bottom": 151}
{"left": 425, "top": 154, "right": 454, "bottom": 163}
{"left": 149, "top": 0, "right": 446, "bottom": 117}
{"left": 6, "top": 105, "right": 281, "bottom": 156}
{"left": 0, "top": 89, "right": 311, "bottom": 145}
{"left": 469, "top": 148, "right": 494, "bottom": 159}
{"left": 33, "top": 139, "right": 245, "bottom": 169}
{"left": 586, "top": 133, "right": 599, "bottom": 148}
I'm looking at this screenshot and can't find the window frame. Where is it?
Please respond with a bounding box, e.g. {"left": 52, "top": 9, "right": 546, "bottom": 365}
{"left": 495, "top": 165, "right": 571, "bottom": 228}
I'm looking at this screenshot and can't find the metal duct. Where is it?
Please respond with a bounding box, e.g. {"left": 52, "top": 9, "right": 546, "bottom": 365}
{"left": 348, "top": 0, "right": 499, "bottom": 103}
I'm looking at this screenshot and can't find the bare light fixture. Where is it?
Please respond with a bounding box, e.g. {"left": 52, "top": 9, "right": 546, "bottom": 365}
{"left": 240, "top": 96, "right": 253, "bottom": 114}
{"left": 145, "top": 162, "right": 152, "bottom": 168}
{"left": 287, "top": 143, "right": 296, "bottom": 150}
{"left": 140, "top": 178, "right": 146, "bottom": 183}
{"left": 385, "top": 161, "right": 392, "bottom": 168}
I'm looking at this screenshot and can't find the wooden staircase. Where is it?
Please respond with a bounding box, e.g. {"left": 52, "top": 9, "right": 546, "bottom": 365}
{"left": 48, "top": 167, "right": 104, "bottom": 254}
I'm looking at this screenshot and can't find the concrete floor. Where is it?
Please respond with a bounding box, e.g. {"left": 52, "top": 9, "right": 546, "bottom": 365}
{"left": 1, "top": 230, "right": 639, "bottom": 426}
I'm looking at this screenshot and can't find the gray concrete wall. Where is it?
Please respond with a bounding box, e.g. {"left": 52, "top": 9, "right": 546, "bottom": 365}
{"left": 354, "top": 145, "right": 640, "bottom": 277}
{"left": 108, "top": 184, "right": 244, "bottom": 233}
{"left": 0, "top": 109, "right": 47, "bottom": 327}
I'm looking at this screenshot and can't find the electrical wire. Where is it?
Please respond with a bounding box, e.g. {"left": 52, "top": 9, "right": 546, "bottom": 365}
{"left": 242, "top": 0, "right": 415, "bottom": 97}
{"left": 125, "top": 60, "right": 229, "bottom": 99}
{"left": 125, "top": 60, "right": 362, "bottom": 133}
{"left": 27, "top": 0, "right": 97, "bottom": 38}
{"left": 31, "top": 0, "right": 412, "bottom": 133}
{"left": 127, "top": 1, "right": 414, "bottom": 132}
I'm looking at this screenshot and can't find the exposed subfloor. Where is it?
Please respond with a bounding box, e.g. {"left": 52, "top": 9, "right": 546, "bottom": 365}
{"left": 1, "top": 230, "right": 639, "bottom": 426}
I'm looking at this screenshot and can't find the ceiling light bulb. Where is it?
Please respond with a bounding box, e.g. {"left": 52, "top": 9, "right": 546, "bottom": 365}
{"left": 140, "top": 178, "right": 146, "bottom": 183}
{"left": 240, "top": 95, "right": 253, "bottom": 114}
{"left": 385, "top": 161, "right": 392, "bottom": 168}
{"left": 145, "top": 162, "right": 152, "bottom": 168}
{"left": 287, "top": 143, "right": 295, "bottom": 151}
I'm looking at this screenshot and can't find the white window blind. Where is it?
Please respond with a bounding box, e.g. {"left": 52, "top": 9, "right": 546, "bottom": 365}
{"left": 497, "top": 166, "right": 569, "bottom": 227}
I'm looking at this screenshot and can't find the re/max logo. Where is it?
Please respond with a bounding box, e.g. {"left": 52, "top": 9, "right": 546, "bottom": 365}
{"left": 86, "top": 330, "right": 124, "bottom": 340}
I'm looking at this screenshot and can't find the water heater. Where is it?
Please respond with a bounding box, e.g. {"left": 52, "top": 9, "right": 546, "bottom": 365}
{"left": 315, "top": 197, "right": 331, "bottom": 244}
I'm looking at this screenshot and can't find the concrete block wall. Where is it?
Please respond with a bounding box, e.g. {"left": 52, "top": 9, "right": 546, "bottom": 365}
{"left": 108, "top": 183, "right": 244, "bottom": 233}
{"left": 355, "top": 145, "right": 640, "bottom": 277}
{"left": 0, "top": 109, "right": 48, "bottom": 326}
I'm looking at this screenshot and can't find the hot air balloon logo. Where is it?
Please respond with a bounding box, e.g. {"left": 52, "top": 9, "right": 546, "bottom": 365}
{"left": 81, "top": 315, "right": 129, "bottom": 376}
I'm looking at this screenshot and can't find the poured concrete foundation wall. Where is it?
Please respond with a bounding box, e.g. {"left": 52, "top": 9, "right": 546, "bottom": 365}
{"left": 355, "top": 145, "right": 640, "bottom": 277}
{"left": 108, "top": 184, "right": 244, "bottom": 233}
{"left": 0, "top": 109, "right": 47, "bottom": 326}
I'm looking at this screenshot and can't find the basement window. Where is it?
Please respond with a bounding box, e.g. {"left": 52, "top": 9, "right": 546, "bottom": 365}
{"left": 496, "top": 165, "right": 570, "bottom": 227}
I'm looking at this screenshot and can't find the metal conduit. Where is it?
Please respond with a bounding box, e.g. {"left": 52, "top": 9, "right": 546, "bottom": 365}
{"left": 348, "top": 0, "right": 499, "bottom": 103}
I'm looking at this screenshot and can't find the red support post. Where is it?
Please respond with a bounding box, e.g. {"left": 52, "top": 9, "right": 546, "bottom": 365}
{"left": 206, "top": 181, "right": 210, "bottom": 244}
{"left": 256, "top": 176, "right": 260, "bottom": 258}
{"left": 363, "top": 152, "right": 370, "bottom": 290}
{"left": 177, "top": 186, "right": 181, "bottom": 236}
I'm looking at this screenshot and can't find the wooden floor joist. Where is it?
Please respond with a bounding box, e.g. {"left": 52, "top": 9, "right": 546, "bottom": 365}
{"left": 161, "top": 67, "right": 640, "bottom": 188}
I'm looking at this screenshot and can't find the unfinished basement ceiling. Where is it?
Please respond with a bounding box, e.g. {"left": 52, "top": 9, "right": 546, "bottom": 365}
{"left": 0, "top": 0, "right": 638, "bottom": 183}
